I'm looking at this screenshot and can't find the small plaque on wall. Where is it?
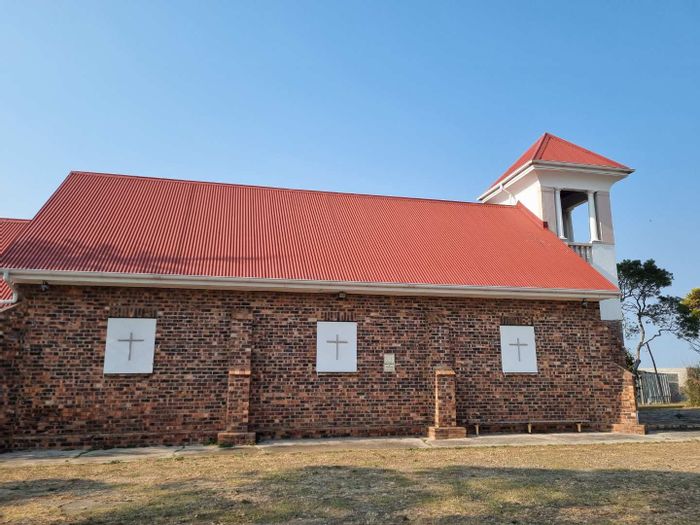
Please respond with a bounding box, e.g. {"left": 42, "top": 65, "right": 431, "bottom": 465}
{"left": 383, "top": 353, "right": 396, "bottom": 373}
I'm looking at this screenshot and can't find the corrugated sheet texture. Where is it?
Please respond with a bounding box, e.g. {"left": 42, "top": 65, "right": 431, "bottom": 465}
{"left": 489, "top": 133, "right": 631, "bottom": 190}
{"left": 0, "top": 218, "right": 30, "bottom": 300}
{"left": 0, "top": 171, "right": 617, "bottom": 291}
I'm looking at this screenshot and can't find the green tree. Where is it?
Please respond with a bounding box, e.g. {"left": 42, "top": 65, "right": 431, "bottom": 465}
{"left": 683, "top": 288, "right": 700, "bottom": 317}
{"left": 617, "top": 259, "right": 700, "bottom": 363}
{"left": 683, "top": 366, "right": 700, "bottom": 406}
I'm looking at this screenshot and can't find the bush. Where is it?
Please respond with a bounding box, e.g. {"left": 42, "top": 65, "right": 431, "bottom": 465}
{"left": 683, "top": 366, "right": 700, "bottom": 406}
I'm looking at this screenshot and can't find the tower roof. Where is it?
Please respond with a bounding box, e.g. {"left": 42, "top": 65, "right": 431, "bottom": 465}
{"left": 484, "top": 133, "right": 632, "bottom": 195}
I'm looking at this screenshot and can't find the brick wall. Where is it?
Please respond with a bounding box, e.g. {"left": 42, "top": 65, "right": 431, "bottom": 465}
{"left": 0, "top": 304, "right": 24, "bottom": 450}
{"left": 0, "top": 284, "right": 640, "bottom": 449}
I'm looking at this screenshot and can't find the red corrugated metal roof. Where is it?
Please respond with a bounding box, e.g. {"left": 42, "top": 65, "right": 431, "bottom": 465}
{"left": 0, "top": 218, "right": 30, "bottom": 300}
{"left": 486, "top": 133, "right": 631, "bottom": 192}
{"left": 0, "top": 171, "right": 617, "bottom": 292}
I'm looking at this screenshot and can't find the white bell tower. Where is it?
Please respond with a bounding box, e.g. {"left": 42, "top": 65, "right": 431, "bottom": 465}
{"left": 479, "top": 133, "right": 633, "bottom": 320}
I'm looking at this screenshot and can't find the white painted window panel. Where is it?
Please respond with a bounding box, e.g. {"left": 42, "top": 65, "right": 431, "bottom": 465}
{"left": 104, "top": 318, "right": 157, "bottom": 374}
{"left": 316, "top": 321, "right": 357, "bottom": 373}
{"left": 500, "top": 325, "right": 537, "bottom": 373}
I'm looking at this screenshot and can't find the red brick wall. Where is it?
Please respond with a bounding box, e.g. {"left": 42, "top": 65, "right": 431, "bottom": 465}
{"left": 0, "top": 284, "right": 638, "bottom": 449}
{"left": 0, "top": 304, "right": 24, "bottom": 450}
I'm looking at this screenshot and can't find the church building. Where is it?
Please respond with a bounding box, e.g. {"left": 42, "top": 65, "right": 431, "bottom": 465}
{"left": 0, "top": 133, "right": 645, "bottom": 450}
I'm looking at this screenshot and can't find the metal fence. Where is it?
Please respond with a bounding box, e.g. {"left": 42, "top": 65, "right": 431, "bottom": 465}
{"left": 637, "top": 370, "right": 682, "bottom": 405}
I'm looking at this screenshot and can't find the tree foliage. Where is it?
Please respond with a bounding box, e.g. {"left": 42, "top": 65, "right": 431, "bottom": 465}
{"left": 683, "top": 366, "right": 700, "bottom": 407}
{"left": 683, "top": 288, "right": 700, "bottom": 318}
{"left": 617, "top": 259, "right": 700, "bottom": 361}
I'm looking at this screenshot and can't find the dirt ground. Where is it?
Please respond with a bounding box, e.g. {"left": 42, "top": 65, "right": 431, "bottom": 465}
{"left": 1, "top": 441, "right": 699, "bottom": 524}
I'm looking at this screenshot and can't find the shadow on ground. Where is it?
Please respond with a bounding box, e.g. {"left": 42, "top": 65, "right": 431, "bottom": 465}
{"left": 0, "top": 478, "right": 114, "bottom": 506}
{"left": 639, "top": 407, "right": 700, "bottom": 429}
{"left": 4, "top": 464, "right": 696, "bottom": 525}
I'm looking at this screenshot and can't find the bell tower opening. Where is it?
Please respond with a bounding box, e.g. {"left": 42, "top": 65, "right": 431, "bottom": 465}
{"left": 558, "top": 190, "right": 599, "bottom": 243}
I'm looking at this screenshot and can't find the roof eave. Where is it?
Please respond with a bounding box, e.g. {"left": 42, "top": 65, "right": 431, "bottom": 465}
{"left": 478, "top": 161, "right": 535, "bottom": 202}
{"left": 532, "top": 160, "right": 634, "bottom": 175}
{"left": 3, "top": 268, "right": 620, "bottom": 301}
{"left": 478, "top": 160, "right": 634, "bottom": 202}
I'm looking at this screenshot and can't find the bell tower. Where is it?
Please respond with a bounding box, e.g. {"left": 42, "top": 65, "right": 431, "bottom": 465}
{"left": 478, "top": 133, "right": 633, "bottom": 320}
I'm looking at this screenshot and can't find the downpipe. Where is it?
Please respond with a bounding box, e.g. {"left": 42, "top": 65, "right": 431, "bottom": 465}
{"left": 0, "top": 271, "right": 18, "bottom": 305}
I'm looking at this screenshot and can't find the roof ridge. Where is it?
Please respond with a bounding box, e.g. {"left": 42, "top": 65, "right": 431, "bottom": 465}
{"left": 68, "top": 170, "right": 515, "bottom": 209}
{"left": 532, "top": 133, "right": 551, "bottom": 160}
{"left": 0, "top": 217, "right": 31, "bottom": 223}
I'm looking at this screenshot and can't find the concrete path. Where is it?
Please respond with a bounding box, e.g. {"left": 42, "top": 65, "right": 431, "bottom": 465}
{"left": 2, "top": 430, "right": 699, "bottom": 468}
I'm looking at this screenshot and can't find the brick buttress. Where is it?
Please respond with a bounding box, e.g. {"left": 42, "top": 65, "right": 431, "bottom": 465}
{"left": 428, "top": 368, "right": 467, "bottom": 439}
{"left": 217, "top": 309, "right": 256, "bottom": 446}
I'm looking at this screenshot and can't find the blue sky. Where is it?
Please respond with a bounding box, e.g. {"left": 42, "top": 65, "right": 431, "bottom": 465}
{"left": 1, "top": 1, "right": 698, "bottom": 367}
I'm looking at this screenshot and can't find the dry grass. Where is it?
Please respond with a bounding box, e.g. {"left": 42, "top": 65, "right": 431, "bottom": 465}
{"left": 2, "top": 441, "right": 700, "bottom": 524}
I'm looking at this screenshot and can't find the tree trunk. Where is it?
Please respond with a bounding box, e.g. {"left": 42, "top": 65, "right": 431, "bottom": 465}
{"left": 635, "top": 314, "right": 646, "bottom": 362}
{"left": 646, "top": 343, "right": 666, "bottom": 403}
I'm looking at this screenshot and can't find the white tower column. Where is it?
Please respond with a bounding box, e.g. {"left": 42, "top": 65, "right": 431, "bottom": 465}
{"left": 563, "top": 209, "right": 574, "bottom": 241}
{"left": 554, "top": 188, "right": 566, "bottom": 239}
{"left": 587, "top": 191, "right": 600, "bottom": 242}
